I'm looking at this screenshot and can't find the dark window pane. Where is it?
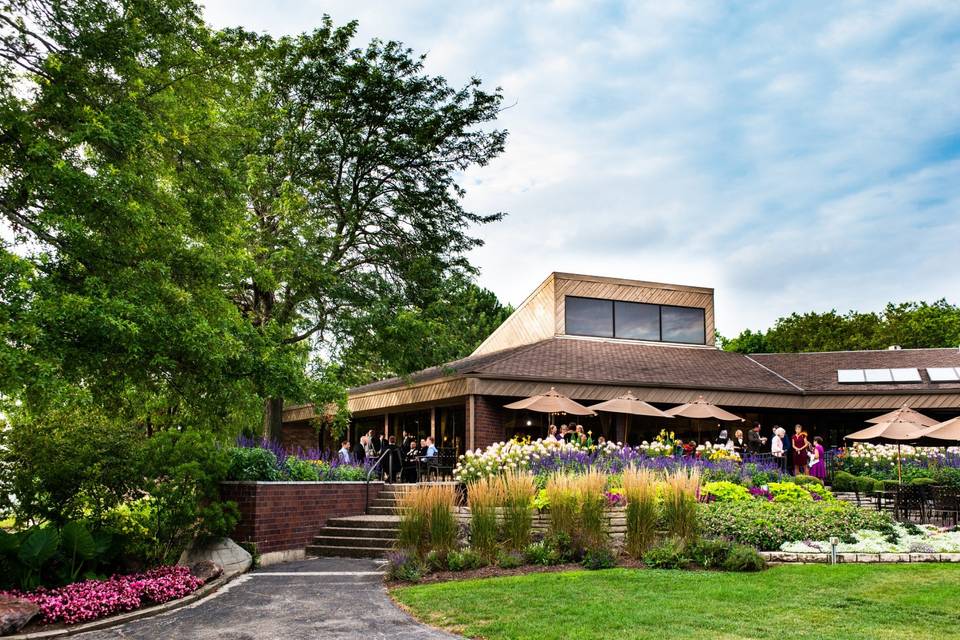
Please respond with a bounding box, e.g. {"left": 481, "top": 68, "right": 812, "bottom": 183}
{"left": 661, "top": 306, "right": 706, "bottom": 344}
{"left": 565, "top": 297, "right": 613, "bottom": 337}
{"left": 614, "top": 301, "right": 660, "bottom": 340}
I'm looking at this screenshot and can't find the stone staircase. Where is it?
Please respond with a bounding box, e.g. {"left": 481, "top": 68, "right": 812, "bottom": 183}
{"left": 306, "top": 485, "right": 404, "bottom": 559}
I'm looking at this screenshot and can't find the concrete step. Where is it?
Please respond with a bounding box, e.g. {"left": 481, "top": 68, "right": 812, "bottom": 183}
{"left": 369, "top": 498, "right": 402, "bottom": 508}
{"left": 307, "top": 545, "right": 390, "bottom": 559}
{"left": 312, "top": 535, "right": 394, "bottom": 549}
{"left": 326, "top": 515, "right": 401, "bottom": 529}
{"left": 320, "top": 526, "right": 398, "bottom": 539}
{"left": 367, "top": 506, "right": 399, "bottom": 516}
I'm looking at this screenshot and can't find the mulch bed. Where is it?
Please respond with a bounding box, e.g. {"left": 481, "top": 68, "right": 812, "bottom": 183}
{"left": 386, "top": 557, "right": 645, "bottom": 587}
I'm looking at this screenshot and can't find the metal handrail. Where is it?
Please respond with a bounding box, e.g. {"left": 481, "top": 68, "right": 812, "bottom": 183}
{"left": 364, "top": 448, "right": 395, "bottom": 514}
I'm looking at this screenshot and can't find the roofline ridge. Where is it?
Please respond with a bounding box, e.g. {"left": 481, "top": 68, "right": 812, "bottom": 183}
{"left": 751, "top": 347, "right": 960, "bottom": 356}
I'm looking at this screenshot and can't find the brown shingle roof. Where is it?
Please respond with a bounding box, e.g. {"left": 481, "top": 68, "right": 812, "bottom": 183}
{"left": 750, "top": 349, "right": 960, "bottom": 392}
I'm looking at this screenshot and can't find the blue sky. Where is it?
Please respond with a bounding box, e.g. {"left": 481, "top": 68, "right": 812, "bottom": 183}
{"left": 203, "top": 0, "right": 960, "bottom": 338}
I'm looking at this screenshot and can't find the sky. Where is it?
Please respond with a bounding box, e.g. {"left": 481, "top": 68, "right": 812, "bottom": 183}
{"left": 203, "top": 0, "right": 960, "bottom": 339}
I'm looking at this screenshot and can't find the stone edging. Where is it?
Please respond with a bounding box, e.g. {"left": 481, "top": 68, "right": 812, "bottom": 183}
{"left": 761, "top": 551, "right": 960, "bottom": 564}
{"left": 6, "top": 569, "right": 247, "bottom": 639}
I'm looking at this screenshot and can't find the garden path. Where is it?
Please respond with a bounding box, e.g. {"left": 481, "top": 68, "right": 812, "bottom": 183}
{"left": 73, "top": 557, "right": 460, "bottom": 640}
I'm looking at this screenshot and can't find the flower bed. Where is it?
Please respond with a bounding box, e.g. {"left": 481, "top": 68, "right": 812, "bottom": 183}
{"left": 698, "top": 500, "right": 895, "bottom": 551}
{"left": 0, "top": 566, "right": 203, "bottom": 626}
{"left": 781, "top": 523, "right": 960, "bottom": 554}
{"left": 227, "top": 436, "right": 370, "bottom": 482}
{"left": 833, "top": 443, "right": 960, "bottom": 485}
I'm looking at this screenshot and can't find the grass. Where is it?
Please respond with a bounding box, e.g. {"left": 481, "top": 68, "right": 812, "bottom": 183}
{"left": 392, "top": 564, "right": 960, "bottom": 640}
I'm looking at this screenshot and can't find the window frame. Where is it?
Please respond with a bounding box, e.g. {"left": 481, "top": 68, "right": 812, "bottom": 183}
{"left": 564, "top": 295, "right": 707, "bottom": 345}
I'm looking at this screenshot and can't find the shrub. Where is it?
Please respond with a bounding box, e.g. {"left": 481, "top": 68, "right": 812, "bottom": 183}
{"left": 497, "top": 550, "right": 524, "bottom": 569}
{"left": 854, "top": 476, "right": 883, "bottom": 494}
{"left": 689, "top": 538, "right": 734, "bottom": 569}
{"left": 831, "top": 471, "right": 856, "bottom": 492}
{"left": 767, "top": 482, "right": 813, "bottom": 503}
{"left": 501, "top": 471, "right": 536, "bottom": 551}
{"left": 524, "top": 541, "right": 559, "bottom": 566}
{"left": 622, "top": 467, "right": 658, "bottom": 557}
{"left": 386, "top": 551, "right": 424, "bottom": 583}
{"left": 545, "top": 532, "right": 581, "bottom": 563}
{"left": 577, "top": 470, "right": 609, "bottom": 551}
{"left": 581, "top": 547, "right": 616, "bottom": 570}
{"left": 642, "top": 537, "right": 689, "bottom": 569}
{"left": 791, "top": 474, "right": 824, "bottom": 487}
{"left": 227, "top": 447, "right": 280, "bottom": 481}
{"left": 330, "top": 464, "right": 366, "bottom": 481}
{"left": 663, "top": 469, "right": 700, "bottom": 542}
{"left": 466, "top": 477, "right": 501, "bottom": 562}
{"left": 882, "top": 479, "right": 901, "bottom": 491}
{"left": 722, "top": 544, "right": 766, "bottom": 572}
{"left": 447, "top": 549, "right": 485, "bottom": 572}
{"left": 701, "top": 481, "right": 751, "bottom": 502}
{"left": 699, "top": 500, "right": 895, "bottom": 550}
{"left": 545, "top": 474, "right": 579, "bottom": 542}
{"left": 910, "top": 477, "right": 937, "bottom": 487}
{"left": 282, "top": 456, "right": 320, "bottom": 481}
{"left": 933, "top": 467, "right": 960, "bottom": 489}
{"left": 424, "top": 550, "right": 445, "bottom": 572}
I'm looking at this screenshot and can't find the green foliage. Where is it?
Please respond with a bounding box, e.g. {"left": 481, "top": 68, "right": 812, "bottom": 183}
{"left": 386, "top": 552, "right": 425, "bottom": 583}
{"left": 282, "top": 457, "right": 321, "bottom": 481}
{"left": 227, "top": 447, "right": 280, "bottom": 481}
{"left": 447, "top": 549, "right": 486, "bottom": 572}
{"left": 0, "top": 520, "right": 118, "bottom": 590}
{"left": 642, "top": 538, "right": 690, "bottom": 569}
{"left": 496, "top": 550, "right": 524, "bottom": 569}
{"left": 722, "top": 300, "right": 960, "bottom": 353}
{"left": 524, "top": 541, "right": 561, "bottom": 566}
{"left": 768, "top": 482, "right": 816, "bottom": 503}
{"left": 701, "top": 481, "right": 751, "bottom": 502}
{"left": 139, "top": 430, "right": 238, "bottom": 564}
{"left": 791, "top": 474, "right": 824, "bottom": 487}
{"left": 581, "top": 547, "right": 616, "bottom": 570}
{"left": 722, "top": 545, "right": 767, "bottom": 572}
{"left": 699, "top": 501, "right": 895, "bottom": 551}
{"left": 688, "top": 538, "right": 735, "bottom": 569}
{"left": 831, "top": 471, "right": 857, "bottom": 492}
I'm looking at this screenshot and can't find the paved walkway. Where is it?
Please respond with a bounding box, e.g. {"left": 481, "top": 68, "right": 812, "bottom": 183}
{"left": 75, "top": 557, "right": 459, "bottom": 640}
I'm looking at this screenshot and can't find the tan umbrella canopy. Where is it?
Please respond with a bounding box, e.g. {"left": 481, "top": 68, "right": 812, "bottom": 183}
{"left": 906, "top": 416, "right": 960, "bottom": 446}
{"left": 503, "top": 387, "right": 596, "bottom": 416}
{"left": 590, "top": 392, "right": 673, "bottom": 418}
{"left": 845, "top": 418, "right": 935, "bottom": 483}
{"left": 664, "top": 395, "right": 744, "bottom": 422}
{"left": 866, "top": 405, "right": 938, "bottom": 427}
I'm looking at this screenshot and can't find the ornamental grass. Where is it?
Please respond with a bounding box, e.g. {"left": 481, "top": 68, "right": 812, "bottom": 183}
{"left": 396, "top": 484, "right": 457, "bottom": 558}
{"left": 467, "top": 476, "right": 502, "bottom": 561}
{"left": 545, "top": 473, "right": 579, "bottom": 542}
{"left": 500, "top": 471, "right": 536, "bottom": 550}
{"left": 577, "top": 470, "right": 609, "bottom": 550}
{"left": 622, "top": 467, "right": 659, "bottom": 557}
{"left": 663, "top": 468, "right": 701, "bottom": 543}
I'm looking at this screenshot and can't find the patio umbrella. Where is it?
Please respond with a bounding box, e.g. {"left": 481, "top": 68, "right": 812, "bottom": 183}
{"left": 503, "top": 387, "right": 596, "bottom": 417}
{"left": 845, "top": 418, "right": 935, "bottom": 483}
{"left": 866, "top": 405, "right": 939, "bottom": 427}
{"left": 664, "top": 395, "right": 744, "bottom": 445}
{"left": 590, "top": 391, "right": 672, "bottom": 444}
{"left": 905, "top": 416, "right": 960, "bottom": 446}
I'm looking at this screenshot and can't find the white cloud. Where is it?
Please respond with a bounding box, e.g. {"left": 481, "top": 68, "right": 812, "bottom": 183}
{"left": 202, "top": 0, "right": 960, "bottom": 336}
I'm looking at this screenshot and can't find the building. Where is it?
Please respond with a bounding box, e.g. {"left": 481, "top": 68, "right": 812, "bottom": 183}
{"left": 282, "top": 272, "right": 960, "bottom": 452}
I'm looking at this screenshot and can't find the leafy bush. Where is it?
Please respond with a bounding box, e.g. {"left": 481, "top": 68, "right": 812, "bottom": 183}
{"left": 447, "top": 549, "right": 485, "bottom": 572}
{"left": 582, "top": 547, "right": 616, "bottom": 570}
{"left": 933, "top": 467, "right": 960, "bottom": 489}
{"left": 831, "top": 471, "right": 856, "bottom": 492}
{"left": 699, "top": 501, "right": 895, "bottom": 551}
{"left": 227, "top": 447, "right": 280, "bottom": 481}
{"left": 722, "top": 544, "right": 766, "bottom": 572}
{"left": 544, "top": 532, "right": 581, "bottom": 563}
{"left": 385, "top": 551, "right": 424, "bottom": 583}
{"left": 330, "top": 464, "right": 366, "bottom": 481}
{"left": 855, "top": 476, "right": 883, "bottom": 494}
{"left": 791, "top": 474, "right": 824, "bottom": 487}
{"left": 910, "top": 477, "right": 937, "bottom": 487}
{"left": 701, "top": 481, "right": 751, "bottom": 502}
{"left": 642, "top": 537, "right": 689, "bottom": 569}
{"left": 497, "top": 550, "right": 524, "bottom": 569}
{"left": 524, "top": 541, "right": 560, "bottom": 566}
{"left": 768, "top": 482, "right": 814, "bottom": 503}
{"left": 282, "top": 457, "right": 320, "bottom": 481}
{"left": 424, "top": 550, "right": 445, "bottom": 572}
{"left": 688, "top": 538, "right": 734, "bottom": 569}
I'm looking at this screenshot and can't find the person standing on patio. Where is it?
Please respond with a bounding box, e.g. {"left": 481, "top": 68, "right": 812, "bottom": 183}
{"left": 425, "top": 436, "right": 438, "bottom": 458}
{"left": 771, "top": 427, "right": 786, "bottom": 473}
{"left": 809, "top": 436, "right": 826, "bottom": 480}
{"left": 791, "top": 425, "right": 809, "bottom": 475}
{"left": 747, "top": 424, "right": 766, "bottom": 454}
{"left": 337, "top": 441, "right": 351, "bottom": 464}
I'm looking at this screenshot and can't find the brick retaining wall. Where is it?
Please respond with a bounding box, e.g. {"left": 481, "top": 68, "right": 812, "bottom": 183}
{"left": 221, "top": 481, "right": 383, "bottom": 555}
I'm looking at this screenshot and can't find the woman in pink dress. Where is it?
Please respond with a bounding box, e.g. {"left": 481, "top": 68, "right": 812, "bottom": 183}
{"left": 791, "top": 424, "right": 809, "bottom": 476}
{"left": 809, "top": 436, "right": 827, "bottom": 480}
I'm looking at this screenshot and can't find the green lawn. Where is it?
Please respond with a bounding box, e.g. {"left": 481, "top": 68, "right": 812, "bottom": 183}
{"left": 392, "top": 565, "right": 960, "bottom": 640}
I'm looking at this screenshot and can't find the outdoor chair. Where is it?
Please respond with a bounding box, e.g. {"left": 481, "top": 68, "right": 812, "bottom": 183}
{"left": 931, "top": 487, "right": 960, "bottom": 527}
{"left": 873, "top": 490, "right": 896, "bottom": 515}
{"left": 423, "top": 448, "right": 457, "bottom": 481}
{"left": 894, "top": 485, "right": 927, "bottom": 523}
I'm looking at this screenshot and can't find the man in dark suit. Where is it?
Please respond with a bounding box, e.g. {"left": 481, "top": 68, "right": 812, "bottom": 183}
{"left": 747, "top": 424, "right": 766, "bottom": 455}
{"left": 401, "top": 430, "right": 414, "bottom": 456}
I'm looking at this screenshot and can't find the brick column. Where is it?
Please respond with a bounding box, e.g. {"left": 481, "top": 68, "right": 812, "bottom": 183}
{"left": 473, "top": 395, "right": 507, "bottom": 449}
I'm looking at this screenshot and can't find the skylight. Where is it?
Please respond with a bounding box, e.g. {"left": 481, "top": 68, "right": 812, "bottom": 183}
{"left": 927, "top": 367, "right": 960, "bottom": 382}
{"left": 837, "top": 368, "right": 921, "bottom": 384}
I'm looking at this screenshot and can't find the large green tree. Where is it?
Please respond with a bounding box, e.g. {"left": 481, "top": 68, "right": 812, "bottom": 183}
{"left": 722, "top": 300, "right": 960, "bottom": 354}
{"left": 233, "top": 21, "right": 507, "bottom": 438}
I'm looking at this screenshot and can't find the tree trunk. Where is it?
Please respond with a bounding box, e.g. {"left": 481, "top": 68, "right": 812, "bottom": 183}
{"left": 263, "top": 396, "right": 284, "bottom": 442}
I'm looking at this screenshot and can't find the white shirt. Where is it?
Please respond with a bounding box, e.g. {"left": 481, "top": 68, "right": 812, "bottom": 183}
{"left": 771, "top": 434, "right": 784, "bottom": 457}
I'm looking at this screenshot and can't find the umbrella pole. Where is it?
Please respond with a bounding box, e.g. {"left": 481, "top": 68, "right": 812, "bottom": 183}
{"left": 897, "top": 443, "right": 902, "bottom": 485}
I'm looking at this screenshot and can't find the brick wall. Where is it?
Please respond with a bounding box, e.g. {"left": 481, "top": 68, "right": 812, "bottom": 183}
{"left": 220, "top": 481, "right": 383, "bottom": 554}
{"left": 474, "top": 395, "right": 506, "bottom": 449}
{"left": 280, "top": 421, "right": 319, "bottom": 452}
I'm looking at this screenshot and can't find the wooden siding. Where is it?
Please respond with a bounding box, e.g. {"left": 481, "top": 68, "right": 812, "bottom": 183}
{"left": 472, "top": 274, "right": 556, "bottom": 356}
{"left": 554, "top": 274, "right": 716, "bottom": 346}
{"left": 348, "top": 378, "right": 470, "bottom": 415}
